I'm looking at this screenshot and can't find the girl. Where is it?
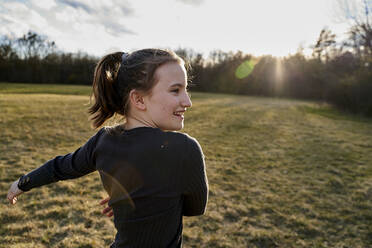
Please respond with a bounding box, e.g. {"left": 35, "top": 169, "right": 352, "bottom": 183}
{"left": 7, "top": 49, "right": 208, "bottom": 248}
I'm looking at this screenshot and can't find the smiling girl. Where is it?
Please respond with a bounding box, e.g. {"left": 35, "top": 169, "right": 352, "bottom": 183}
{"left": 7, "top": 49, "right": 208, "bottom": 248}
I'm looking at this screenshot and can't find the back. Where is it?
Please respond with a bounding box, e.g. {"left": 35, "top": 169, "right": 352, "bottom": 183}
{"left": 94, "top": 126, "right": 207, "bottom": 248}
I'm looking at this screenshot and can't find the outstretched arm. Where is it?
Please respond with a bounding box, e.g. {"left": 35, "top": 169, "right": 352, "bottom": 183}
{"left": 7, "top": 179, "right": 23, "bottom": 205}
{"left": 6, "top": 129, "right": 104, "bottom": 203}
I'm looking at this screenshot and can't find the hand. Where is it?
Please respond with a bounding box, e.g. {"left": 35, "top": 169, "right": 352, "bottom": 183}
{"left": 100, "top": 197, "right": 113, "bottom": 217}
{"left": 7, "top": 179, "right": 24, "bottom": 205}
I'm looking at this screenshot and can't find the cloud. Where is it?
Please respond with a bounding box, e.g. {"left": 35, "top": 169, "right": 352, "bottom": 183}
{"left": 56, "top": 0, "right": 134, "bottom": 16}
{"left": 104, "top": 21, "right": 137, "bottom": 36}
{"left": 57, "top": 0, "right": 93, "bottom": 13}
{"left": 0, "top": 0, "right": 136, "bottom": 41}
{"left": 0, "top": 16, "right": 12, "bottom": 26}
{"left": 0, "top": 1, "right": 50, "bottom": 37}
{"left": 53, "top": 0, "right": 135, "bottom": 35}
{"left": 30, "top": 0, "right": 57, "bottom": 10}
{"left": 176, "top": 0, "right": 204, "bottom": 6}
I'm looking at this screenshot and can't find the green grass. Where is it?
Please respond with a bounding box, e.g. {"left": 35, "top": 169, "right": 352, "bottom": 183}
{"left": 1, "top": 82, "right": 372, "bottom": 247}
{"left": 0, "top": 82, "right": 91, "bottom": 95}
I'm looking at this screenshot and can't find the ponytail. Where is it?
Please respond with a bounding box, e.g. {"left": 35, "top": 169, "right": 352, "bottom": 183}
{"left": 89, "top": 52, "right": 124, "bottom": 129}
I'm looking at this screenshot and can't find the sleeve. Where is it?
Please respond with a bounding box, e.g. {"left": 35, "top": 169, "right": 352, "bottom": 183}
{"left": 18, "top": 128, "right": 105, "bottom": 192}
{"left": 181, "top": 136, "right": 209, "bottom": 216}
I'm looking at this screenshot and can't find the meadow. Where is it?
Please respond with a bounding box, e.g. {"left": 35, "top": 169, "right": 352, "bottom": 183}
{"left": 0, "top": 82, "right": 372, "bottom": 248}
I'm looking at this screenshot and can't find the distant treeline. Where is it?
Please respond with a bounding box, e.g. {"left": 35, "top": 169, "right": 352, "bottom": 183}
{"left": 1, "top": 23, "right": 371, "bottom": 116}
{"left": 0, "top": 32, "right": 96, "bottom": 85}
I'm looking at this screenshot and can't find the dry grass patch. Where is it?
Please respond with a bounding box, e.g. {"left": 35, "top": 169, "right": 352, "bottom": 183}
{"left": 1, "top": 83, "right": 372, "bottom": 247}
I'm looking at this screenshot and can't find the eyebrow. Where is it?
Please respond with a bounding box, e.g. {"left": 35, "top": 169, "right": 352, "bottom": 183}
{"left": 169, "top": 83, "right": 187, "bottom": 88}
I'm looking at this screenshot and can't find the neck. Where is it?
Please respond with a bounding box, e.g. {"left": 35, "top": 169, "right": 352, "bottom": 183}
{"left": 124, "top": 114, "right": 157, "bottom": 130}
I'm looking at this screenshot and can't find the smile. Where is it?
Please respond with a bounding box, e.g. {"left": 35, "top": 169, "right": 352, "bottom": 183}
{"left": 173, "top": 111, "right": 185, "bottom": 119}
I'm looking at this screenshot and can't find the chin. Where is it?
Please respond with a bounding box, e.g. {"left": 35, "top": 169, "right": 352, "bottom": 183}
{"left": 163, "top": 122, "right": 183, "bottom": 131}
{"left": 169, "top": 126, "right": 183, "bottom": 131}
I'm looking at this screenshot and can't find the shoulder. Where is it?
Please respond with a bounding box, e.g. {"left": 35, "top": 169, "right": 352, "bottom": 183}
{"left": 93, "top": 127, "right": 108, "bottom": 140}
{"left": 95, "top": 125, "right": 127, "bottom": 141}
{"left": 164, "top": 131, "right": 203, "bottom": 156}
{"left": 87, "top": 127, "right": 110, "bottom": 149}
{"left": 163, "top": 131, "right": 197, "bottom": 143}
{"left": 85, "top": 127, "right": 106, "bottom": 143}
{"left": 102, "top": 124, "right": 124, "bottom": 136}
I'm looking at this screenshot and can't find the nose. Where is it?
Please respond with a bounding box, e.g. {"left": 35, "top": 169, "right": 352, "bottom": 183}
{"left": 182, "top": 92, "right": 192, "bottom": 108}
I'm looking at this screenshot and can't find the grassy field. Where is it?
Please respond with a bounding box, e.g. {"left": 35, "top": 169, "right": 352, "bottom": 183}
{"left": 1, "top": 82, "right": 372, "bottom": 248}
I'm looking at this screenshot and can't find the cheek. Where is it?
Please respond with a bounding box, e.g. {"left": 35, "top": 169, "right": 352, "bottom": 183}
{"left": 151, "top": 97, "right": 172, "bottom": 115}
{"left": 149, "top": 93, "right": 178, "bottom": 116}
{"left": 159, "top": 97, "right": 177, "bottom": 110}
{"left": 160, "top": 104, "right": 173, "bottom": 116}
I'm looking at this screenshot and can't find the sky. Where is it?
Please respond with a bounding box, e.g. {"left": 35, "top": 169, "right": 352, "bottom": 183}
{"left": 0, "top": 0, "right": 355, "bottom": 58}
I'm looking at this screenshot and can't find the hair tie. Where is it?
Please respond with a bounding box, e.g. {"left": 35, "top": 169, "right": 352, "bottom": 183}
{"left": 122, "top": 52, "right": 129, "bottom": 64}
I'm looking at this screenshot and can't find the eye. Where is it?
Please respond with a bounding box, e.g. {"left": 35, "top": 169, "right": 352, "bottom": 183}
{"left": 171, "top": 88, "right": 179, "bottom": 93}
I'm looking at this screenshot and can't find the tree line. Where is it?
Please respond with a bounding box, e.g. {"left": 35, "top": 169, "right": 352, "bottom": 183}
{"left": 0, "top": 2, "right": 371, "bottom": 116}
{"left": 0, "top": 32, "right": 96, "bottom": 85}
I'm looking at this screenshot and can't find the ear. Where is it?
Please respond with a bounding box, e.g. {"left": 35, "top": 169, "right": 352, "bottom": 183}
{"left": 129, "top": 89, "right": 146, "bottom": 111}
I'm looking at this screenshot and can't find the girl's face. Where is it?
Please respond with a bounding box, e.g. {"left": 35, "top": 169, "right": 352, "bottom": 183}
{"left": 143, "top": 62, "right": 192, "bottom": 131}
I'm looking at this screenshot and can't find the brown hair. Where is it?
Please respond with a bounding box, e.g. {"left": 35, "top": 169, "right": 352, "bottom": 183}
{"left": 89, "top": 49, "right": 183, "bottom": 128}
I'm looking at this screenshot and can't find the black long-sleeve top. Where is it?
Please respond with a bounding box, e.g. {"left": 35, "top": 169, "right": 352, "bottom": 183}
{"left": 18, "top": 126, "right": 208, "bottom": 248}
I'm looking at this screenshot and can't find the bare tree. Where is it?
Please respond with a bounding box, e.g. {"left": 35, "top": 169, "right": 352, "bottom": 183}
{"left": 334, "top": 0, "right": 371, "bottom": 25}
{"left": 312, "top": 28, "right": 337, "bottom": 62}
{"left": 334, "top": 0, "right": 372, "bottom": 58}
{"left": 16, "top": 31, "right": 56, "bottom": 59}
{"left": 0, "top": 36, "right": 18, "bottom": 60}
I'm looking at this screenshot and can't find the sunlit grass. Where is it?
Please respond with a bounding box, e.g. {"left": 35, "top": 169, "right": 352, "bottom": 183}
{"left": 1, "top": 83, "right": 372, "bottom": 247}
